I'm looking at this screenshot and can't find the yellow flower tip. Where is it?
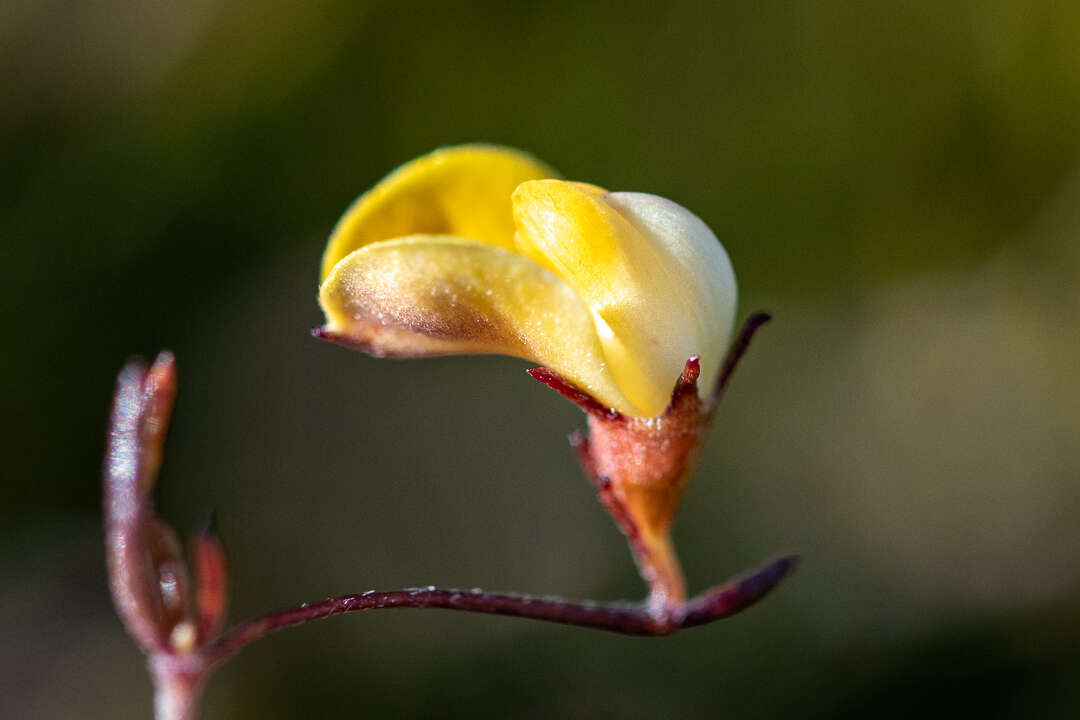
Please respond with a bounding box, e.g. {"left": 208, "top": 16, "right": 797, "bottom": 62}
{"left": 319, "top": 144, "right": 558, "bottom": 281}
{"left": 317, "top": 147, "right": 737, "bottom": 419}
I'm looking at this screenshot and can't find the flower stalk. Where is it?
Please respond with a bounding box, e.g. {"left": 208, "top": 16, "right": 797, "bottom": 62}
{"left": 104, "top": 316, "right": 794, "bottom": 718}
{"left": 530, "top": 312, "right": 775, "bottom": 625}
{"left": 207, "top": 554, "right": 797, "bottom": 667}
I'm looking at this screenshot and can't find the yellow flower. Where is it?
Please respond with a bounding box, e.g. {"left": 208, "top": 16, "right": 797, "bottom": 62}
{"left": 317, "top": 144, "right": 737, "bottom": 418}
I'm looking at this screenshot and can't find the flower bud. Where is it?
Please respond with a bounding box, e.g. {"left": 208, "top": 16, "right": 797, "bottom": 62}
{"left": 317, "top": 144, "right": 736, "bottom": 418}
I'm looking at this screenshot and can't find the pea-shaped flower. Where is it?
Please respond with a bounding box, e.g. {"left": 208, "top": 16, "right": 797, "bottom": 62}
{"left": 316, "top": 145, "right": 770, "bottom": 623}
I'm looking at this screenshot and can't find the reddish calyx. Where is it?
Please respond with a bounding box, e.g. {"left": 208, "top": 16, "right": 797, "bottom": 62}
{"left": 528, "top": 313, "right": 771, "bottom": 625}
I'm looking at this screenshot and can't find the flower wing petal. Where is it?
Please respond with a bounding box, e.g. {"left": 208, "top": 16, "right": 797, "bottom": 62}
{"left": 320, "top": 145, "right": 557, "bottom": 281}
{"left": 319, "top": 236, "right": 635, "bottom": 413}
{"left": 605, "top": 191, "right": 737, "bottom": 398}
{"left": 513, "top": 181, "right": 736, "bottom": 417}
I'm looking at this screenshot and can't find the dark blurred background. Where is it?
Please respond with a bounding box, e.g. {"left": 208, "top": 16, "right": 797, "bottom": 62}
{"left": 4, "top": 1, "right": 1080, "bottom": 717}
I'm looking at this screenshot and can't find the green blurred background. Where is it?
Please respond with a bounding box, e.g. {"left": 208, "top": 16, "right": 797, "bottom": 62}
{"left": 4, "top": 0, "right": 1080, "bottom": 717}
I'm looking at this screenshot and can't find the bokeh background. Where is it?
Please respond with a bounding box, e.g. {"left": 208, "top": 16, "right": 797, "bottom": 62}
{"left": 4, "top": 1, "right": 1080, "bottom": 717}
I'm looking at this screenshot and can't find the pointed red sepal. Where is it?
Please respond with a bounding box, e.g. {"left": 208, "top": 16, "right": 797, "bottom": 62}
{"left": 668, "top": 355, "right": 702, "bottom": 410}
{"left": 711, "top": 311, "right": 771, "bottom": 403}
{"left": 679, "top": 355, "right": 701, "bottom": 385}
{"left": 526, "top": 367, "right": 623, "bottom": 421}
{"left": 529, "top": 354, "right": 709, "bottom": 425}
{"left": 193, "top": 514, "right": 229, "bottom": 644}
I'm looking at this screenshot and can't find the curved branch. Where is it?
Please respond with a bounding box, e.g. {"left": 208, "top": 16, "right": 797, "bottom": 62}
{"left": 208, "top": 554, "right": 798, "bottom": 668}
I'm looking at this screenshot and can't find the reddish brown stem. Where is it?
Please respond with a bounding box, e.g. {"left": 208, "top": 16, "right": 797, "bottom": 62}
{"left": 206, "top": 555, "right": 798, "bottom": 668}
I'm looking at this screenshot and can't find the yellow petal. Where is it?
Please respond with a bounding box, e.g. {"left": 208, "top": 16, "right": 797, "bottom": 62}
{"left": 320, "top": 144, "right": 557, "bottom": 281}
{"left": 513, "top": 181, "right": 736, "bottom": 417}
{"left": 319, "top": 236, "right": 636, "bottom": 413}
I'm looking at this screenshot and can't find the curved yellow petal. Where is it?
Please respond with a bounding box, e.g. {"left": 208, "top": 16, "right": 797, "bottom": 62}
{"left": 513, "top": 181, "right": 736, "bottom": 417}
{"left": 320, "top": 145, "right": 557, "bottom": 281}
{"left": 319, "top": 236, "right": 636, "bottom": 414}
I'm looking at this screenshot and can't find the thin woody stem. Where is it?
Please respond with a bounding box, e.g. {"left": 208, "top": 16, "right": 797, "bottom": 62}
{"left": 206, "top": 555, "right": 798, "bottom": 669}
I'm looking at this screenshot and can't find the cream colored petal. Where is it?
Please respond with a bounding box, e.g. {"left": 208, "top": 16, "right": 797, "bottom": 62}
{"left": 320, "top": 145, "right": 557, "bottom": 281}
{"left": 513, "top": 181, "right": 736, "bottom": 417}
{"left": 319, "top": 236, "right": 636, "bottom": 414}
